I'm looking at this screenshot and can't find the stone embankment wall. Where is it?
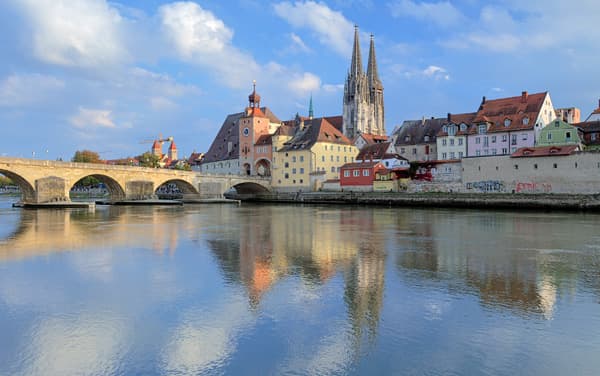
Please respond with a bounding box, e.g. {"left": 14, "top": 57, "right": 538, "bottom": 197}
{"left": 235, "top": 191, "right": 600, "bottom": 211}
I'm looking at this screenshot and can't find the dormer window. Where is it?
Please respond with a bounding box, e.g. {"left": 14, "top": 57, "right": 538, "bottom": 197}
{"left": 478, "top": 124, "right": 487, "bottom": 134}
{"left": 442, "top": 125, "right": 448, "bottom": 133}
{"left": 424, "top": 135, "right": 430, "bottom": 142}
{"left": 448, "top": 125, "right": 457, "bottom": 136}
{"left": 460, "top": 123, "right": 467, "bottom": 131}
{"left": 405, "top": 136, "right": 410, "bottom": 142}
{"left": 504, "top": 118, "right": 511, "bottom": 127}
{"left": 554, "top": 121, "right": 560, "bottom": 128}
{"left": 522, "top": 117, "right": 529, "bottom": 125}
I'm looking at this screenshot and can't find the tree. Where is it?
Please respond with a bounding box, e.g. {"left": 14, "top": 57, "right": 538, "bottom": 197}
{"left": 138, "top": 152, "right": 161, "bottom": 168}
{"left": 0, "top": 175, "right": 13, "bottom": 187}
{"left": 72, "top": 150, "right": 102, "bottom": 164}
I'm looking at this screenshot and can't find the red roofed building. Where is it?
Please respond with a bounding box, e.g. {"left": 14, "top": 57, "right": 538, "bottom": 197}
{"left": 511, "top": 144, "right": 580, "bottom": 158}
{"left": 467, "top": 91, "right": 556, "bottom": 157}
{"left": 340, "top": 161, "right": 386, "bottom": 191}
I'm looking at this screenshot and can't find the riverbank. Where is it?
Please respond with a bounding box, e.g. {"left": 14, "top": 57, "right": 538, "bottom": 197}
{"left": 230, "top": 191, "right": 600, "bottom": 211}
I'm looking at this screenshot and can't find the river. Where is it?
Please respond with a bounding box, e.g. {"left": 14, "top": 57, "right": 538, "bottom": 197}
{"left": 1, "top": 196, "right": 599, "bottom": 375}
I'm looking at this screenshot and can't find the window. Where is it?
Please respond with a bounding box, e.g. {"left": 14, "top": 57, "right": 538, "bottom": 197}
{"left": 566, "top": 132, "right": 571, "bottom": 140}
{"left": 534, "top": 164, "right": 538, "bottom": 169}
{"left": 344, "top": 170, "right": 350, "bottom": 177}
{"left": 401, "top": 148, "right": 406, "bottom": 153}
{"left": 363, "top": 169, "right": 370, "bottom": 176}
{"left": 502, "top": 148, "right": 508, "bottom": 154}
{"left": 330, "top": 155, "right": 334, "bottom": 162}
{"left": 300, "top": 168, "right": 305, "bottom": 174}
{"left": 491, "top": 136, "right": 496, "bottom": 143}
{"left": 324, "top": 145, "right": 327, "bottom": 151}
{"left": 336, "top": 156, "right": 340, "bottom": 162}
{"left": 554, "top": 121, "right": 560, "bottom": 127}
{"left": 412, "top": 148, "right": 417, "bottom": 155}
{"left": 285, "top": 173, "right": 289, "bottom": 179}
{"left": 450, "top": 152, "right": 456, "bottom": 159}
{"left": 476, "top": 150, "right": 481, "bottom": 156}
{"left": 353, "top": 170, "right": 360, "bottom": 177}
{"left": 344, "top": 156, "right": 347, "bottom": 162}
{"left": 300, "top": 156, "right": 304, "bottom": 162}
{"left": 331, "top": 167, "right": 335, "bottom": 172}
{"left": 284, "top": 162, "right": 289, "bottom": 168}
{"left": 292, "top": 156, "right": 296, "bottom": 162}
{"left": 504, "top": 118, "right": 511, "bottom": 127}
{"left": 514, "top": 164, "right": 519, "bottom": 170}
{"left": 523, "top": 117, "right": 529, "bottom": 125}
{"left": 292, "top": 168, "right": 297, "bottom": 174}
{"left": 450, "top": 139, "right": 455, "bottom": 146}
{"left": 300, "top": 179, "right": 303, "bottom": 183}
{"left": 442, "top": 152, "right": 447, "bottom": 159}
{"left": 553, "top": 163, "right": 558, "bottom": 168}
{"left": 592, "top": 134, "right": 597, "bottom": 141}
{"left": 548, "top": 133, "right": 552, "bottom": 140}
{"left": 476, "top": 137, "right": 481, "bottom": 144}
{"left": 458, "top": 138, "right": 463, "bottom": 145}
{"left": 492, "top": 149, "right": 497, "bottom": 155}
{"left": 459, "top": 152, "right": 463, "bottom": 158}
{"left": 502, "top": 135, "right": 508, "bottom": 142}
{"left": 321, "top": 156, "right": 325, "bottom": 162}
{"left": 512, "top": 147, "right": 517, "bottom": 153}
{"left": 424, "top": 135, "right": 430, "bottom": 142}
{"left": 448, "top": 126, "right": 457, "bottom": 136}
{"left": 522, "top": 134, "right": 528, "bottom": 141}
{"left": 442, "top": 139, "right": 447, "bottom": 146}
{"left": 484, "top": 137, "right": 489, "bottom": 147}
{"left": 479, "top": 124, "right": 487, "bottom": 134}
{"left": 511, "top": 135, "right": 517, "bottom": 145}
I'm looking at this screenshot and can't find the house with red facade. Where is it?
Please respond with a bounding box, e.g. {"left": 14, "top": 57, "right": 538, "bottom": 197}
{"left": 339, "top": 161, "right": 386, "bottom": 191}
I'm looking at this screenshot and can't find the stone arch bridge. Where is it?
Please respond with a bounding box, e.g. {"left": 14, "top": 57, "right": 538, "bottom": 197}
{"left": 0, "top": 157, "right": 270, "bottom": 204}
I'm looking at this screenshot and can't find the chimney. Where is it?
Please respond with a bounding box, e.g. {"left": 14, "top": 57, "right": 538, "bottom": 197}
{"left": 421, "top": 116, "right": 425, "bottom": 126}
{"left": 299, "top": 119, "right": 305, "bottom": 130}
{"left": 447, "top": 113, "right": 451, "bottom": 122}
{"left": 482, "top": 96, "right": 486, "bottom": 104}
{"left": 521, "top": 91, "right": 528, "bottom": 103}
{"left": 598, "top": 98, "right": 600, "bottom": 109}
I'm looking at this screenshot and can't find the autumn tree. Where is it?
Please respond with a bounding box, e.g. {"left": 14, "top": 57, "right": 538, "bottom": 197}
{"left": 138, "top": 152, "right": 161, "bottom": 168}
{"left": 71, "top": 150, "right": 102, "bottom": 164}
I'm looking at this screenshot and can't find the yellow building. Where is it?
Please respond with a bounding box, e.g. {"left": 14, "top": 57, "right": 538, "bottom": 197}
{"left": 272, "top": 117, "right": 358, "bottom": 191}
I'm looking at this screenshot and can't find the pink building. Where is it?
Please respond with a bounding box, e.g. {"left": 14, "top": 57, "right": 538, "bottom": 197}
{"left": 467, "top": 91, "right": 556, "bottom": 157}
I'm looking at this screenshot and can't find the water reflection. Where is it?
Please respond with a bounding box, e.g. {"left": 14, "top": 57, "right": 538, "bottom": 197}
{"left": 1, "top": 200, "right": 600, "bottom": 375}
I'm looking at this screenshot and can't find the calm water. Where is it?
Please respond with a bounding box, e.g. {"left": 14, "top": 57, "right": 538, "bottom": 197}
{"left": 1, "top": 196, "right": 600, "bottom": 375}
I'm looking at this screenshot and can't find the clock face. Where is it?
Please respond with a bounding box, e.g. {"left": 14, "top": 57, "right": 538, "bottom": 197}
{"left": 243, "top": 127, "right": 250, "bottom": 136}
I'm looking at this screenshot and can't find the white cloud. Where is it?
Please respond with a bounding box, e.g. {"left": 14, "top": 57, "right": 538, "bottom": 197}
{"left": 422, "top": 65, "right": 450, "bottom": 80}
{"left": 14, "top": 0, "right": 127, "bottom": 67}
{"left": 69, "top": 107, "right": 116, "bottom": 128}
{"left": 289, "top": 33, "right": 312, "bottom": 53}
{"left": 288, "top": 72, "right": 321, "bottom": 94}
{"left": 273, "top": 1, "right": 354, "bottom": 56}
{"left": 150, "top": 97, "right": 177, "bottom": 111}
{"left": 0, "top": 73, "right": 65, "bottom": 106}
{"left": 322, "top": 84, "right": 344, "bottom": 93}
{"left": 160, "top": 1, "right": 260, "bottom": 88}
{"left": 389, "top": 0, "right": 465, "bottom": 27}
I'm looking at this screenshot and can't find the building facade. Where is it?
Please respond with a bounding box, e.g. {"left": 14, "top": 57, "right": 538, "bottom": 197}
{"left": 436, "top": 113, "right": 475, "bottom": 160}
{"left": 272, "top": 118, "right": 358, "bottom": 191}
{"left": 342, "top": 26, "right": 385, "bottom": 139}
{"left": 537, "top": 119, "right": 581, "bottom": 147}
{"left": 467, "top": 91, "right": 556, "bottom": 157}
{"left": 391, "top": 118, "right": 445, "bottom": 162}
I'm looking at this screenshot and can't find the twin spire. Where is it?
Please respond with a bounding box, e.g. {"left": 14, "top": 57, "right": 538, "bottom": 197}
{"left": 349, "top": 25, "right": 380, "bottom": 87}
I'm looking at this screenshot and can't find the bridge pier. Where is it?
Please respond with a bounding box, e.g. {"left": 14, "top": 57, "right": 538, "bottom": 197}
{"left": 35, "top": 176, "right": 70, "bottom": 204}
{"left": 125, "top": 181, "right": 156, "bottom": 201}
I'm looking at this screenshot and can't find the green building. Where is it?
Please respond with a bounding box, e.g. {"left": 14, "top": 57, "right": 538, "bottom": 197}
{"left": 536, "top": 118, "right": 581, "bottom": 146}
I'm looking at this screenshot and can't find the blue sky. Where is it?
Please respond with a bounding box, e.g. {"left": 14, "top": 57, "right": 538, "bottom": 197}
{"left": 1, "top": 0, "right": 599, "bottom": 160}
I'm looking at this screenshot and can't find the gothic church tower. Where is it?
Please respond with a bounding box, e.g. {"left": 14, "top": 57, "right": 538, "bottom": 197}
{"left": 343, "top": 26, "right": 385, "bottom": 139}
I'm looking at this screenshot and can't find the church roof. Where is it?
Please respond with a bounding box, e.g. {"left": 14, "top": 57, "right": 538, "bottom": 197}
{"left": 202, "top": 112, "right": 244, "bottom": 163}
{"left": 356, "top": 142, "right": 392, "bottom": 160}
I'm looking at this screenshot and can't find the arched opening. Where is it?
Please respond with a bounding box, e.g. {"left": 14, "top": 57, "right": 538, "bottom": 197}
{"left": 0, "top": 170, "right": 35, "bottom": 203}
{"left": 230, "top": 182, "right": 270, "bottom": 195}
{"left": 69, "top": 174, "right": 125, "bottom": 202}
{"left": 155, "top": 179, "right": 198, "bottom": 199}
{"left": 255, "top": 159, "right": 271, "bottom": 177}
{"left": 243, "top": 163, "right": 251, "bottom": 176}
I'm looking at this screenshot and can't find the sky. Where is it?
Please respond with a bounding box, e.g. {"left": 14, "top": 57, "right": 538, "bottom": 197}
{"left": 1, "top": 0, "right": 600, "bottom": 161}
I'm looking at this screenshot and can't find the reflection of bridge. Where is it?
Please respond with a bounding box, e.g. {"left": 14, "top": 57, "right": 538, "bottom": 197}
{"left": 0, "top": 157, "right": 270, "bottom": 204}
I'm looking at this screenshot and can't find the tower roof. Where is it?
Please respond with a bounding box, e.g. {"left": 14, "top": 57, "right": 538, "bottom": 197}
{"left": 350, "top": 25, "right": 363, "bottom": 76}
{"left": 169, "top": 140, "right": 177, "bottom": 150}
{"left": 248, "top": 80, "right": 260, "bottom": 107}
{"left": 367, "top": 34, "right": 382, "bottom": 90}
{"left": 309, "top": 94, "right": 314, "bottom": 119}
{"left": 152, "top": 140, "right": 161, "bottom": 149}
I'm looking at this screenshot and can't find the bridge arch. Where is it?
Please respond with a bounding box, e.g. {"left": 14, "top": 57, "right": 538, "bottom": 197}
{"left": 155, "top": 178, "right": 199, "bottom": 199}
{"left": 254, "top": 158, "right": 271, "bottom": 177}
{"left": 230, "top": 181, "right": 271, "bottom": 194}
{"left": 0, "top": 170, "right": 35, "bottom": 202}
{"left": 70, "top": 174, "right": 126, "bottom": 201}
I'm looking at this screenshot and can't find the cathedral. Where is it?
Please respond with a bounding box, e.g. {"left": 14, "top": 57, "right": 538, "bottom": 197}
{"left": 343, "top": 26, "right": 385, "bottom": 139}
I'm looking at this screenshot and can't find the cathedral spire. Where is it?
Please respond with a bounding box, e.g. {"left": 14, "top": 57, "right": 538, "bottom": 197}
{"left": 308, "top": 94, "right": 314, "bottom": 119}
{"left": 350, "top": 25, "right": 363, "bottom": 77}
{"left": 367, "top": 34, "right": 381, "bottom": 89}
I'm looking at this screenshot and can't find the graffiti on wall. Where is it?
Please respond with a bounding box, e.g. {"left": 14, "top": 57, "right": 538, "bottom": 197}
{"left": 466, "top": 180, "right": 505, "bottom": 192}
{"left": 515, "top": 182, "right": 552, "bottom": 193}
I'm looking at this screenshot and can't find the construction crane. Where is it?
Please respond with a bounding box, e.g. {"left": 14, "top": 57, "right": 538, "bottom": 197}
{"left": 139, "top": 135, "right": 174, "bottom": 145}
